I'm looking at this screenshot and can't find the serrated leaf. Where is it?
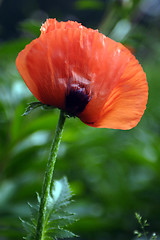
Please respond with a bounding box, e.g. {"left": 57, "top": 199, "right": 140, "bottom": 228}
{"left": 28, "top": 202, "right": 39, "bottom": 214}
{"left": 47, "top": 227, "right": 77, "bottom": 239}
{"left": 50, "top": 211, "right": 76, "bottom": 221}
{"left": 51, "top": 177, "right": 72, "bottom": 210}
{"left": 51, "top": 210, "right": 75, "bottom": 219}
{"left": 20, "top": 218, "right": 35, "bottom": 234}
{"left": 27, "top": 202, "right": 39, "bottom": 225}
{"left": 48, "top": 215, "right": 77, "bottom": 228}
{"left": 21, "top": 177, "right": 77, "bottom": 240}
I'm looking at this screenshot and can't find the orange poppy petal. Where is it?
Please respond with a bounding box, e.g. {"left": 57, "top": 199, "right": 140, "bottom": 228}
{"left": 79, "top": 51, "right": 148, "bottom": 130}
{"left": 16, "top": 19, "right": 148, "bottom": 129}
{"left": 16, "top": 26, "right": 104, "bottom": 110}
{"left": 16, "top": 37, "right": 64, "bottom": 108}
{"left": 78, "top": 40, "right": 132, "bottom": 123}
{"left": 40, "top": 18, "right": 83, "bottom": 35}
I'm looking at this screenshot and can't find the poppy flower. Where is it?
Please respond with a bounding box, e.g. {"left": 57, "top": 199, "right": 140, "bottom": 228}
{"left": 16, "top": 18, "right": 148, "bottom": 130}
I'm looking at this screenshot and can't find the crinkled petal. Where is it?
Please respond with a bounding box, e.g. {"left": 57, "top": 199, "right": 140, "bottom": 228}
{"left": 79, "top": 51, "right": 148, "bottom": 129}
{"left": 16, "top": 27, "right": 106, "bottom": 110}
{"left": 16, "top": 18, "right": 148, "bottom": 129}
{"left": 16, "top": 33, "right": 67, "bottom": 108}
{"left": 40, "top": 18, "right": 83, "bottom": 35}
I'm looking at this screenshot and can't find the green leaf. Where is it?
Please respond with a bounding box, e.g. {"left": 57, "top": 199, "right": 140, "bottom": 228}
{"left": 51, "top": 177, "right": 73, "bottom": 210}
{"left": 21, "top": 177, "right": 77, "bottom": 240}
{"left": 20, "top": 218, "right": 36, "bottom": 234}
{"left": 22, "top": 102, "right": 44, "bottom": 116}
{"left": 48, "top": 214, "right": 77, "bottom": 228}
{"left": 47, "top": 228, "right": 77, "bottom": 239}
{"left": 22, "top": 102, "right": 55, "bottom": 116}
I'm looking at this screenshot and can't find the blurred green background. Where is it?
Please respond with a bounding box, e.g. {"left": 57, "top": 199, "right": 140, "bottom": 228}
{"left": 0, "top": 0, "right": 160, "bottom": 239}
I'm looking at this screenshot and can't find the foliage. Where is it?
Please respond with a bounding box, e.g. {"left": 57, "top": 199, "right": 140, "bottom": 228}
{"left": 21, "top": 177, "right": 77, "bottom": 240}
{"left": 22, "top": 102, "right": 55, "bottom": 116}
{"left": 134, "top": 213, "right": 158, "bottom": 240}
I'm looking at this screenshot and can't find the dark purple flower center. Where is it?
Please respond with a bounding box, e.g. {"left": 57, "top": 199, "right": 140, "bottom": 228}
{"left": 65, "top": 84, "right": 91, "bottom": 116}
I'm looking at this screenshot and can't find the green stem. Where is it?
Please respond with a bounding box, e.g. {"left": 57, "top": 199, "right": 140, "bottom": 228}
{"left": 35, "top": 110, "right": 66, "bottom": 240}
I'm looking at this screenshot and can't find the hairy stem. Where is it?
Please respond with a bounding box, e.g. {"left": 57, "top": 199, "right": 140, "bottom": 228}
{"left": 35, "top": 110, "right": 66, "bottom": 240}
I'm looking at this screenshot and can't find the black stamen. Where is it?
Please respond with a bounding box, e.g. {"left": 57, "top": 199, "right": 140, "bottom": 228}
{"left": 65, "top": 84, "right": 91, "bottom": 116}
